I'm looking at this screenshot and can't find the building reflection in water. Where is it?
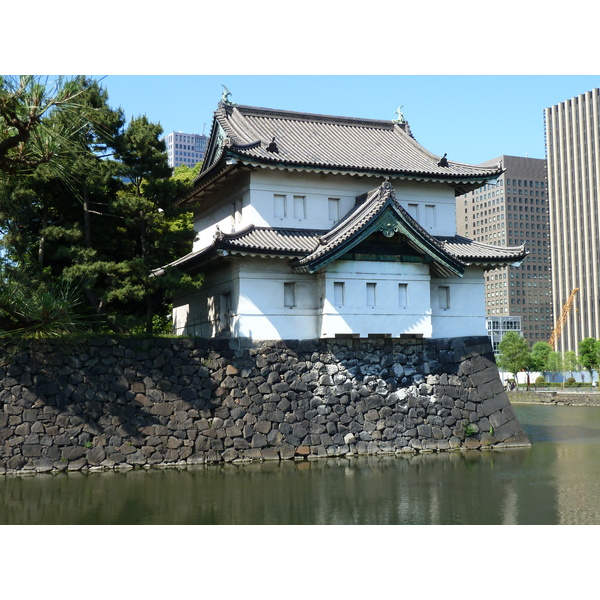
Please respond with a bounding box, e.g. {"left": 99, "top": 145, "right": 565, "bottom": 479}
{"left": 1, "top": 404, "right": 600, "bottom": 525}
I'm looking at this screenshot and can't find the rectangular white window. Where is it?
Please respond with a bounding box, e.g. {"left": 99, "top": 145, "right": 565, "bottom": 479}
{"left": 398, "top": 283, "right": 408, "bottom": 307}
{"left": 425, "top": 204, "right": 436, "bottom": 228}
{"left": 366, "top": 282, "right": 377, "bottom": 306}
{"left": 274, "top": 194, "right": 287, "bottom": 218}
{"left": 407, "top": 203, "right": 419, "bottom": 220}
{"left": 333, "top": 281, "right": 345, "bottom": 306}
{"left": 328, "top": 198, "right": 340, "bottom": 222}
{"left": 293, "top": 195, "right": 306, "bottom": 220}
{"left": 284, "top": 282, "right": 296, "bottom": 308}
{"left": 438, "top": 286, "right": 450, "bottom": 310}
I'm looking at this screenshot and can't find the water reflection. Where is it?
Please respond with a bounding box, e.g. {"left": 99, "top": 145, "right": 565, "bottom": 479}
{"left": 1, "top": 405, "right": 600, "bottom": 525}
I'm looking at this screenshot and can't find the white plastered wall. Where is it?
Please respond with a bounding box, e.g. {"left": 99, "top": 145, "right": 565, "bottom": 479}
{"left": 192, "top": 170, "right": 459, "bottom": 253}
{"left": 430, "top": 266, "right": 488, "bottom": 338}
{"left": 318, "top": 259, "right": 433, "bottom": 338}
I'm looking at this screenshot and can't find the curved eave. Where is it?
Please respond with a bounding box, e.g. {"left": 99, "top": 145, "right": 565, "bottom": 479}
{"left": 459, "top": 254, "right": 529, "bottom": 269}
{"left": 176, "top": 158, "right": 249, "bottom": 208}
{"left": 227, "top": 152, "right": 500, "bottom": 195}
{"left": 439, "top": 236, "right": 528, "bottom": 269}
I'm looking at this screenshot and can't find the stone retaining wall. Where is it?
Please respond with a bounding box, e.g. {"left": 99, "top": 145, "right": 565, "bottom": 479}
{"left": 510, "top": 390, "right": 600, "bottom": 406}
{"left": 0, "top": 335, "right": 530, "bottom": 475}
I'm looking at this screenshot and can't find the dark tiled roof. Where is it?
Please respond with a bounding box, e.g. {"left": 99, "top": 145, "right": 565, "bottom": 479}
{"left": 159, "top": 183, "right": 526, "bottom": 276}
{"left": 152, "top": 226, "right": 324, "bottom": 276}
{"left": 198, "top": 104, "right": 502, "bottom": 192}
{"left": 438, "top": 235, "right": 527, "bottom": 265}
{"left": 214, "top": 226, "right": 321, "bottom": 254}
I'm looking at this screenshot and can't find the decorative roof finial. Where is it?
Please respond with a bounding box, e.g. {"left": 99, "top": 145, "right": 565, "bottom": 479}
{"left": 214, "top": 225, "right": 225, "bottom": 241}
{"left": 437, "top": 153, "right": 448, "bottom": 167}
{"left": 221, "top": 85, "right": 235, "bottom": 107}
{"left": 266, "top": 137, "right": 279, "bottom": 153}
{"left": 393, "top": 106, "right": 405, "bottom": 124}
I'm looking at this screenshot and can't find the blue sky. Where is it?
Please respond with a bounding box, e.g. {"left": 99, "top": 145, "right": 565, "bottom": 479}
{"left": 100, "top": 75, "right": 600, "bottom": 165}
{"left": 7, "top": 3, "right": 599, "bottom": 167}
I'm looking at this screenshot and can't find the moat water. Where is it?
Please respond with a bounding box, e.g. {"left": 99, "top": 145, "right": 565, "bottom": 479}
{"left": 2, "top": 404, "right": 600, "bottom": 525}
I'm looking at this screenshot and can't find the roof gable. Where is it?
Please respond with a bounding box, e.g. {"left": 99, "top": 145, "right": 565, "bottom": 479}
{"left": 291, "top": 182, "right": 465, "bottom": 276}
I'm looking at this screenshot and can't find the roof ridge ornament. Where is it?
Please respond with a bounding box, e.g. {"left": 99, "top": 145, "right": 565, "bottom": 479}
{"left": 214, "top": 225, "right": 225, "bottom": 241}
{"left": 220, "top": 85, "right": 236, "bottom": 107}
{"left": 392, "top": 106, "right": 405, "bottom": 124}
{"left": 266, "top": 137, "right": 279, "bottom": 153}
{"left": 437, "top": 153, "right": 449, "bottom": 167}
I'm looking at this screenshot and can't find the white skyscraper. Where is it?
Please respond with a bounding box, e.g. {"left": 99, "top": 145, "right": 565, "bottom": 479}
{"left": 162, "top": 131, "right": 208, "bottom": 169}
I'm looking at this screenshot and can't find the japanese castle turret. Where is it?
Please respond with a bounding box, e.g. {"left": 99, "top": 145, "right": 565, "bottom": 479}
{"left": 159, "top": 98, "right": 526, "bottom": 340}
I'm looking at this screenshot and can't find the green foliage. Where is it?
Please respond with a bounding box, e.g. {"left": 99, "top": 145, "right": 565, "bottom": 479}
{"left": 463, "top": 421, "right": 478, "bottom": 437}
{"left": 546, "top": 351, "right": 564, "bottom": 381}
{"left": 0, "top": 76, "right": 203, "bottom": 339}
{"left": 563, "top": 350, "right": 579, "bottom": 377}
{"left": 497, "top": 331, "right": 530, "bottom": 379}
{"left": 172, "top": 162, "right": 202, "bottom": 188}
{"left": 0, "top": 75, "right": 93, "bottom": 175}
{"left": 565, "top": 377, "right": 576, "bottom": 387}
{"left": 535, "top": 376, "right": 546, "bottom": 384}
{"left": 0, "top": 273, "right": 96, "bottom": 353}
{"left": 530, "top": 341, "right": 552, "bottom": 373}
{"left": 578, "top": 337, "right": 600, "bottom": 379}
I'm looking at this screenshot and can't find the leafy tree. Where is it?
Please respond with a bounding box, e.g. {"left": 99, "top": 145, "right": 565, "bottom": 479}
{"left": 107, "top": 115, "right": 201, "bottom": 333}
{"left": 530, "top": 341, "right": 552, "bottom": 374}
{"left": 563, "top": 350, "right": 579, "bottom": 379}
{"left": 546, "top": 351, "right": 563, "bottom": 382}
{"left": 497, "top": 331, "right": 530, "bottom": 383}
{"left": 578, "top": 337, "right": 600, "bottom": 383}
{"left": 172, "top": 162, "right": 202, "bottom": 185}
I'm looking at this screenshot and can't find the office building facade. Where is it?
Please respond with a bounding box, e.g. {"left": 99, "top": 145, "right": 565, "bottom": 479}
{"left": 163, "top": 131, "right": 208, "bottom": 169}
{"left": 545, "top": 88, "right": 600, "bottom": 353}
{"left": 457, "top": 155, "right": 552, "bottom": 349}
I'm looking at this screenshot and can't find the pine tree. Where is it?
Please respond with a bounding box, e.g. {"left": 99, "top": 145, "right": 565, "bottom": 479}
{"left": 1, "top": 77, "right": 202, "bottom": 339}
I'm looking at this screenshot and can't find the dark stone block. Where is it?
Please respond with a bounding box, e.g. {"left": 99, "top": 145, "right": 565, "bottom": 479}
{"left": 481, "top": 395, "right": 510, "bottom": 417}
{"left": 7, "top": 455, "right": 27, "bottom": 470}
{"left": 62, "top": 446, "right": 85, "bottom": 461}
{"left": 22, "top": 444, "right": 42, "bottom": 457}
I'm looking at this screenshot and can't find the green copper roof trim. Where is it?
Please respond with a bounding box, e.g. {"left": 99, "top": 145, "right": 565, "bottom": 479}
{"left": 303, "top": 201, "right": 465, "bottom": 276}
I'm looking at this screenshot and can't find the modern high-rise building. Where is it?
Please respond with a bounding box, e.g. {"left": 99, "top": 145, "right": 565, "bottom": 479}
{"left": 545, "top": 88, "right": 600, "bottom": 353}
{"left": 457, "top": 155, "right": 553, "bottom": 349}
{"left": 162, "top": 131, "right": 208, "bottom": 169}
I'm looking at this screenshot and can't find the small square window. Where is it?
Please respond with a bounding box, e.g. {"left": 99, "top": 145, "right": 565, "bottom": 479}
{"left": 407, "top": 203, "right": 419, "bottom": 220}
{"left": 284, "top": 282, "right": 296, "bottom": 308}
{"left": 328, "top": 198, "right": 340, "bottom": 222}
{"left": 274, "top": 194, "right": 287, "bottom": 218}
{"left": 293, "top": 195, "right": 306, "bottom": 220}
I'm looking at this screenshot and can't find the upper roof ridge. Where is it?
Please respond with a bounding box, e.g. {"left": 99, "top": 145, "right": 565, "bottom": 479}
{"left": 231, "top": 104, "right": 398, "bottom": 130}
